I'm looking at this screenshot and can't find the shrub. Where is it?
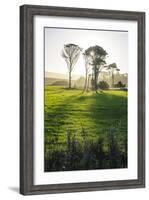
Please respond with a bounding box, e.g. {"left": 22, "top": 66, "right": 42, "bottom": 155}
{"left": 114, "top": 81, "right": 125, "bottom": 88}
{"left": 98, "top": 81, "right": 109, "bottom": 90}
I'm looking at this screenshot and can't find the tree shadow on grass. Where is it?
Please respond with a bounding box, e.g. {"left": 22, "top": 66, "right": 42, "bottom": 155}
{"left": 86, "top": 91, "right": 127, "bottom": 132}
{"left": 45, "top": 89, "right": 127, "bottom": 135}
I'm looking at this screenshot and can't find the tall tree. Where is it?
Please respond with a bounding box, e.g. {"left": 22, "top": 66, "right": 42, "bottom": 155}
{"left": 61, "top": 44, "right": 82, "bottom": 89}
{"left": 85, "top": 45, "right": 108, "bottom": 92}
{"left": 82, "top": 52, "right": 91, "bottom": 93}
{"left": 106, "top": 63, "right": 120, "bottom": 87}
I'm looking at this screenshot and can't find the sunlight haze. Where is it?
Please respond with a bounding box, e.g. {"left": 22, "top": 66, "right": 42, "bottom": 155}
{"left": 45, "top": 27, "right": 128, "bottom": 76}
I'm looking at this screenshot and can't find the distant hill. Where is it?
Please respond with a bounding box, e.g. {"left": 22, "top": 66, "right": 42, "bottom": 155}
{"left": 45, "top": 71, "right": 83, "bottom": 86}
{"left": 45, "top": 71, "right": 81, "bottom": 80}
{"left": 51, "top": 80, "right": 68, "bottom": 86}
{"left": 45, "top": 71, "right": 67, "bottom": 79}
{"left": 45, "top": 77, "right": 68, "bottom": 86}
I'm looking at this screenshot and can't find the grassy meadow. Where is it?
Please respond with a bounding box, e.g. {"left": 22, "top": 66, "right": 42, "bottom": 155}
{"left": 44, "top": 86, "right": 127, "bottom": 171}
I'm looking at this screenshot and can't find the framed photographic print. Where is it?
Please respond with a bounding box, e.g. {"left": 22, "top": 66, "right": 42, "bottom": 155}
{"left": 20, "top": 5, "right": 145, "bottom": 195}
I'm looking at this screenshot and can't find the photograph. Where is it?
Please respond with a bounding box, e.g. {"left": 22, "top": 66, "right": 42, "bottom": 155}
{"left": 44, "top": 27, "right": 128, "bottom": 172}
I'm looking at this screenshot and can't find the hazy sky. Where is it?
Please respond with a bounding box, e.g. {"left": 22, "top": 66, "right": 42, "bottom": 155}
{"left": 45, "top": 27, "right": 128, "bottom": 75}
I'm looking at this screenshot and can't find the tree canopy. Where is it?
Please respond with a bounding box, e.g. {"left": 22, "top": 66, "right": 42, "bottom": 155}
{"left": 84, "top": 45, "right": 108, "bottom": 92}
{"left": 85, "top": 45, "right": 108, "bottom": 66}
{"left": 61, "top": 44, "right": 82, "bottom": 88}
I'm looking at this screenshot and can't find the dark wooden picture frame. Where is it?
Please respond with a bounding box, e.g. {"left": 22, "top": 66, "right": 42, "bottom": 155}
{"left": 20, "top": 4, "right": 145, "bottom": 195}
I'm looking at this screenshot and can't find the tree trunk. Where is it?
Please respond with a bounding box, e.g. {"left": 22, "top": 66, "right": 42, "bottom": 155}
{"left": 69, "top": 71, "right": 71, "bottom": 89}
{"left": 94, "top": 66, "right": 98, "bottom": 93}
{"left": 95, "top": 75, "right": 98, "bottom": 92}
{"left": 87, "top": 75, "right": 90, "bottom": 92}
{"left": 91, "top": 72, "right": 94, "bottom": 91}
{"left": 83, "top": 69, "right": 88, "bottom": 93}
{"left": 112, "top": 72, "right": 114, "bottom": 87}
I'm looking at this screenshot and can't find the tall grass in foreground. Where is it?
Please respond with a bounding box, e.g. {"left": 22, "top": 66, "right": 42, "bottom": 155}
{"left": 44, "top": 127, "right": 127, "bottom": 172}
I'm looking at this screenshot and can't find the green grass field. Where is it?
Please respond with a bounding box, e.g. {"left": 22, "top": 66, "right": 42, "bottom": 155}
{"left": 44, "top": 86, "right": 127, "bottom": 171}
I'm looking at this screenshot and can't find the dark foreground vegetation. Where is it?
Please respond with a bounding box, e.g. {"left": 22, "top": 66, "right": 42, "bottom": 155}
{"left": 45, "top": 127, "right": 127, "bottom": 171}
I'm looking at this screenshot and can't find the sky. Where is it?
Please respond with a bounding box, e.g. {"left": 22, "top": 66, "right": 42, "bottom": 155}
{"left": 45, "top": 27, "right": 128, "bottom": 76}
